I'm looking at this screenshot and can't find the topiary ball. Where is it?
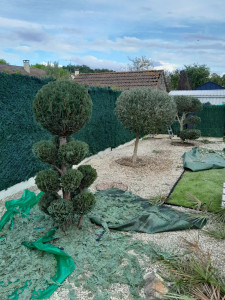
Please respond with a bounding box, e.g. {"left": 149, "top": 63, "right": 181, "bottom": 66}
{"left": 33, "top": 81, "right": 92, "bottom": 136}
{"left": 35, "top": 169, "right": 60, "bottom": 192}
{"left": 59, "top": 140, "right": 89, "bottom": 166}
{"left": 73, "top": 191, "right": 96, "bottom": 215}
{"left": 38, "top": 193, "right": 58, "bottom": 215}
{"left": 47, "top": 199, "right": 73, "bottom": 224}
{"left": 179, "top": 129, "right": 201, "bottom": 141}
{"left": 61, "top": 169, "right": 83, "bottom": 192}
{"left": 33, "top": 140, "right": 58, "bottom": 164}
{"left": 78, "top": 165, "right": 97, "bottom": 190}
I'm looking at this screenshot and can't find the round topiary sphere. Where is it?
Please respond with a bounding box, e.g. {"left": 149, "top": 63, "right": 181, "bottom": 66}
{"left": 33, "top": 81, "right": 92, "bottom": 136}
{"left": 73, "top": 191, "right": 96, "bottom": 215}
{"left": 38, "top": 193, "right": 58, "bottom": 215}
{"left": 47, "top": 199, "right": 74, "bottom": 224}
{"left": 61, "top": 169, "right": 83, "bottom": 192}
{"left": 35, "top": 169, "right": 60, "bottom": 193}
{"left": 33, "top": 140, "right": 58, "bottom": 164}
{"left": 179, "top": 129, "right": 201, "bottom": 141}
{"left": 59, "top": 140, "right": 89, "bottom": 166}
{"left": 78, "top": 165, "right": 97, "bottom": 190}
{"left": 115, "top": 88, "right": 176, "bottom": 135}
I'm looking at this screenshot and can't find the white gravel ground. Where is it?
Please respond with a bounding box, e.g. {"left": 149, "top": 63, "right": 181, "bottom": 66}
{"left": 1, "top": 135, "right": 225, "bottom": 299}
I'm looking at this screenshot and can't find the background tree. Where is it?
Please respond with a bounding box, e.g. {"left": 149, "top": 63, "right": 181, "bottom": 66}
{"left": 33, "top": 81, "right": 97, "bottom": 229}
{"left": 45, "top": 62, "right": 71, "bottom": 80}
{"left": 174, "top": 95, "right": 202, "bottom": 142}
{"left": 128, "top": 56, "right": 153, "bottom": 71}
{"left": 178, "top": 70, "right": 192, "bottom": 90}
{"left": 0, "top": 59, "right": 8, "bottom": 64}
{"left": 115, "top": 88, "right": 176, "bottom": 164}
{"left": 184, "top": 64, "right": 210, "bottom": 89}
{"left": 63, "top": 64, "right": 114, "bottom": 74}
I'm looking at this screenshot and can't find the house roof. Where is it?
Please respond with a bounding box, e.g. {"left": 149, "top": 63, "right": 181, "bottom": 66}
{"left": 195, "top": 81, "right": 225, "bottom": 90}
{"left": 73, "top": 70, "right": 167, "bottom": 91}
{"left": 169, "top": 90, "right": 225, "bottom": 105}
{"left": 0, "top": 64, "right": 46, "bottom": 78}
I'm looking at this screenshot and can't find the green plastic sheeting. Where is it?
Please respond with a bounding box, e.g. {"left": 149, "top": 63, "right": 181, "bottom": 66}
{"left": 183, "top": 147, "right": 225, "bottom": 171}
{"left": 0, "top": 190, "right": 75, "bottom": 299}
{"left": 90, "top": 189, "right": 206, "bottom": 233}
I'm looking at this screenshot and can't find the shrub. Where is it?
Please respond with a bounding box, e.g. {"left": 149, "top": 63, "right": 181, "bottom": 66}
{"left": 115, "top": 88, "right": 176, "bottom": 164}
{"left": 178, "top": 129, "right": 201, "bottom": 142}
{"left": 174, "top": 95, "right": 202, "bottom": 142}
{"left": 33, "top": 81, "right": 97, "bottom": 229}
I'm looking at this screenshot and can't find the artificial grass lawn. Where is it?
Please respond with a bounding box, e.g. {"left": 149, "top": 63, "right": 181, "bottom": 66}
{"left": 167, "top": 168, "right": 225, "bottom": 212}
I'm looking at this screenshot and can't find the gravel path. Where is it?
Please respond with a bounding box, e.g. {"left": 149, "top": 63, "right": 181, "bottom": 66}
{"left": 1, "top": 135, "right": 225, "bottom": 299}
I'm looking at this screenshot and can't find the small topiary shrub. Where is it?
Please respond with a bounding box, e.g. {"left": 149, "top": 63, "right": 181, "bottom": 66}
{"left": 178, "top": 129, "right": 201, "bottom": 142}
{"left": 78, "top": 165, "right": 97, "bottom": 190}
{"left": 174, "top": 95, "right": 202, "bottom": 142}
{"left": 33, "top": 81, "right": 97, "bottom": 229}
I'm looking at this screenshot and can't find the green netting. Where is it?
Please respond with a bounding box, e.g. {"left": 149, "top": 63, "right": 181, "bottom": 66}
{"left": 183, "top": 147, "right": 225, "bottom": 171}
{"left": 0, "top": 188, "right": 206, "bottom": 299}
{"left": 0, "top": 75, "right": 134, "bottom": 191}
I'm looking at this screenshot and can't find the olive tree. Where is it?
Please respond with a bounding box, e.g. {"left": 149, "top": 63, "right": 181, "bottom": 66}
{"left": 174, "top": 95, "right": 202, "bottom": 142}
{"left": 115, "top": 88, "right": 177, "bottom": 164}
{"left": 33, "top": 81, "right": 97, "bottom": 229}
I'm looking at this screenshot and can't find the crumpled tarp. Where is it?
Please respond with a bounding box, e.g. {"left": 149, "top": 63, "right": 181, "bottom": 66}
{"left": 183, "top": 147, "right": 225, "bottom": 171}
{"left": 0, "top": 190, "right": 75, "bottom": 299}
{"left": 90, "top": 189, "right": 206, "bottom": 233}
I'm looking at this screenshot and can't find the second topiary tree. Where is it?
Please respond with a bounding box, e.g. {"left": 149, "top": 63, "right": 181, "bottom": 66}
{"left": 33, "top": 81, "right": 97, "bottom": 229}
{"left": 174, "top": 95, "right": 202, "bottom": 143}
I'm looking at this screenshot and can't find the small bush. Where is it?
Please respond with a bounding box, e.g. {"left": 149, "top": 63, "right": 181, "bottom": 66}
{"left": 73, "top": 191, "right": 96, "bottom": 215}
{"left": 47, "top": 199, "right": 74, "bottom": 224}
{"left": 61, "top": 169, "right": 83, "bottom": 192}
{"left": 35, "top": 169, "right": 60, "bottom": 192}
{"left": 38, "top": 193, "right": 58, "bottom": 214}
{"left": 33, "top": 140, "right": 57, "bottom": 164}
{"left": 179, "top": 129, "right": 201, "bottom": 142}
{"left": 59, "top": 140, "right": 89, "bottom": 166}
{"left": 78, "top": 165, "right": 97, "bottom": 190}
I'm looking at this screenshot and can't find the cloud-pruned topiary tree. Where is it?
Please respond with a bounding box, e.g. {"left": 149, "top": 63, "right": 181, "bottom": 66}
{"left": 174, "top": 95, "right": 202, "bottom": 143}
{"left": 115, "top": 88, "right": 177, "bottom": 165}
{"left": 33, "top": 81, "right": 97, "bottom": 229}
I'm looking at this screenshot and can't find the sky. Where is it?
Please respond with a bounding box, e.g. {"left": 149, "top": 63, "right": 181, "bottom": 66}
{"left": 0, "top": 0, "right": 225, "bottom": 74}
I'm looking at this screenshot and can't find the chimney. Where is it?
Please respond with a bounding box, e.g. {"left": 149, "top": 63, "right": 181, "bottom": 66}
{"left": 74, "top": 69, "right": 79, "bottom": 76}
{"left": 23, "top": 60, "right": 30, "bottom": 73}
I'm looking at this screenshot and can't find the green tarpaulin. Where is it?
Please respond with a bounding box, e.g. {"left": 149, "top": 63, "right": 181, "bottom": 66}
{"left": 183, "top": 147, "right": 225, "bottom": 171}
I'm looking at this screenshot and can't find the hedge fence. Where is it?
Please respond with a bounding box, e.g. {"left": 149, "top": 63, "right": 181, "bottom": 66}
{"left": 1, "top": 73, "right": 225, "bottom": 191}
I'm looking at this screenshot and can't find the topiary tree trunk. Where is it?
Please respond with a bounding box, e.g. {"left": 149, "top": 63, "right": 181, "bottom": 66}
{"left": 33, "top": 81, "right": 97, "bottom": 229}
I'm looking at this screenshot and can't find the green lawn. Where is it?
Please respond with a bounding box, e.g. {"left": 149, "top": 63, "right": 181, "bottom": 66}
{"left": 167, "top": 168, "right": 225, "bottom": 212}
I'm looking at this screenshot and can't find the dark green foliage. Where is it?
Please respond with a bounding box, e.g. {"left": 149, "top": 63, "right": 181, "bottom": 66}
{"left": 61, "top": 169, "right": 83, "bottom": 192}
{"left": 179, "top": 129, "right": 201, "bottom": 141}
{"left": 33, "top": 140, "right": 58, "bottom": 164}
{"left": 38, "top": 193, "right": 58, "bottom": 214}
{"left": 78, "top": 165, "right": 97, "bottom": 190}
{"left": 47, "top": 199, "right": 74, "bottom": 223}
{"left": 0, "top": 73, "right": 53, "bottom": 190}
{"left": 184, "top": 115, "right": 201, "bottom": 125}
{"left": 184, "top": 64, "right": 210, "bottom": 89}
{"left": 59, "top": 140, "right": 89, "bottom": 166}
{"left": 33, "top": 81, "right": 92, "bottom": 136}
{"left": 35, "top": 169, "right": 60, "bottom": 193}
{"left": 174, "top": 95, "right": 203, "bottom": 114}
{"left": 115, "top": 88, "right": 176, "bottom": 135}
{"left": 73, "top": 191, "right": 96, "bottom": 215}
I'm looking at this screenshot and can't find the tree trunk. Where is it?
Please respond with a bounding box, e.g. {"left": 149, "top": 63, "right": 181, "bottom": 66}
{"left": 59, "top": 136, "right": 70, "bottom": 201}
{"left": 132, "top": 135, "right": 140, "bottom": 165}
{"left": 77, "top": 216, "right": 83, "bottom": 229}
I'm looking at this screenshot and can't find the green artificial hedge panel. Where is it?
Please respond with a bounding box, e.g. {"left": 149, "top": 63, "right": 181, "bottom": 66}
{"left": 0, "top": 73, "right": 53, "bottom": 191}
